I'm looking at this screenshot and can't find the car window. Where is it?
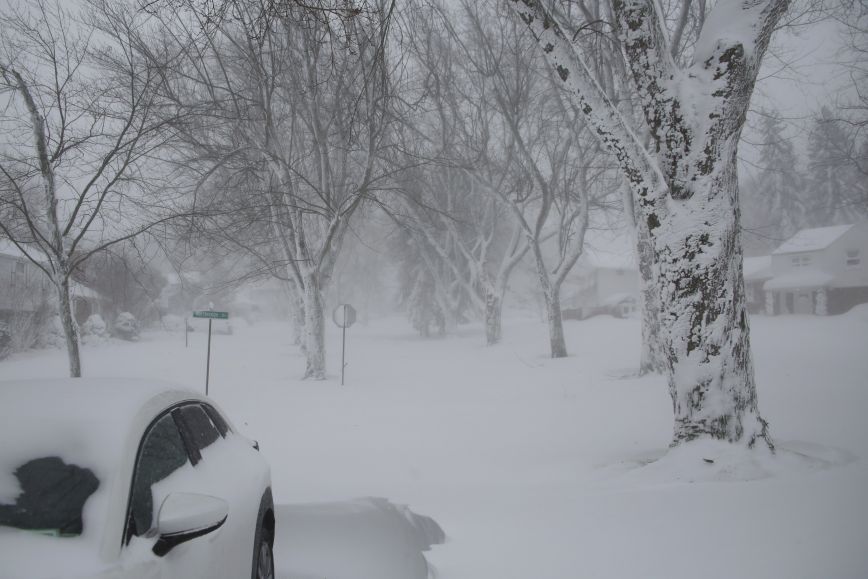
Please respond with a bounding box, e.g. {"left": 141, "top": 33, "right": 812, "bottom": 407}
{"left": 128, "top": 413, "right": 190, "bottom": 538}
{"left": 178, "top": 404, "right": 221, "bottom": 452}
{"left": 203, "top": 404, "right": 231, "bottom": 437}
{"left": 0, "top": 457, "right": 99, "bottom": 537}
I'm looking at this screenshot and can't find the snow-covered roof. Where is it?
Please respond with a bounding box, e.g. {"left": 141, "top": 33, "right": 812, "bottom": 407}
{"left": 71, "top": 281, "right": 103, "bottom": 301}
{"left": 743, "top": 256, "right": 773, "bottom": 280}
{"left": 0, "top": 240, "right": 35, "bottom": 260}
{"left": 763, "top": 271, "right": 834, "bottom": 291}
{"left": 773, "top": 225, "right": 853, "bottom": 255}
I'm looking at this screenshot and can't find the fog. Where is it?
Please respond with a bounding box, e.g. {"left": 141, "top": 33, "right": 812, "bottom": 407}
{"left": 1, "top": 1, "right": 867, "bottom": 578}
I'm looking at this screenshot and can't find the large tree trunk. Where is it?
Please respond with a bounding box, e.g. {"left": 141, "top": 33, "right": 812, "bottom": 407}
{"left": 655, "top": 153, "right": 771, "bottom": 447}
{"left": 56, "top": 275, "right": 81, "bottom": 378}
{"left": 637, "top": 222, "right": 666, "bottom": 375}
{"left": 302, "top": 274, "right": 326, "bottom": 380}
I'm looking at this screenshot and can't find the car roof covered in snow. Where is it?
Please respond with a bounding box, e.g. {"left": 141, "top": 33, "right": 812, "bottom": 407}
{"left": 0, "top": 378, "right": 202, "bottom": 504}
{"left": 773, "top": 225, "right": 853, "bottom": 255}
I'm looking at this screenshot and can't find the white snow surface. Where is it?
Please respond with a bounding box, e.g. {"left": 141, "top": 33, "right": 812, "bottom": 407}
{"left": 773, "top": 224, "right": 853, "bottom": 254}
{"left": 1, "top": 312, "right": 867, "bottom": 579}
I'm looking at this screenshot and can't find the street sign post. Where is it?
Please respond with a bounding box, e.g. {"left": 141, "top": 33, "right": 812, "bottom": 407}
{"left": 332, "top": 304, "right": 356, "bottom": 386}
{"left": 192, "top": 310, "right": 229, "bottom": 395}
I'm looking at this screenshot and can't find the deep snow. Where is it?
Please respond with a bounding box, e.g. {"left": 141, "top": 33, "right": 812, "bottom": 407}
{"left": 1, "top": 310, "right": 867, "bottom": 579}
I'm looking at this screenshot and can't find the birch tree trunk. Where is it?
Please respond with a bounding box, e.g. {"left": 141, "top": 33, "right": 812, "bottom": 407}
{"left": 506, "top": 0, "right": 787, "bottom": 448}
{"left": 15, "top": 67, "right": 83, "bottom": 378}
{"left": 56, "top": 274, "right": 82, "bottom": 378}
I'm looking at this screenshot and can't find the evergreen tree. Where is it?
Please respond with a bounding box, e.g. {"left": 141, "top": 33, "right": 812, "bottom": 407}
{"left": 807, "top": 108, "right": 867, "bottom": 226}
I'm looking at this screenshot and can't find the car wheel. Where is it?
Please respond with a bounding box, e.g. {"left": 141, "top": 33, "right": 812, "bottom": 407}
{"left": 251, "top": 489, "right": 275, "bottom": 579}
{"left": 254, "top": 528, "right": 274, "bottom": 579}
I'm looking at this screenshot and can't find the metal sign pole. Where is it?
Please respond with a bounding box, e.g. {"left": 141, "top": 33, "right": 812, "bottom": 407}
{"left": 341, "top": 304, "right": 347, "bottom": 386}
{"left": 185, "top": 318, "right": 189, "bottom": 348}
{"left": 205, "top": 318, "right": 212, "bottom": 395}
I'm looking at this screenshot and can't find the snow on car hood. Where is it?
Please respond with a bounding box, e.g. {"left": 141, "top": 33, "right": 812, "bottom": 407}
{"left": 0, "top": 378, "right": 201, "bottom": 577}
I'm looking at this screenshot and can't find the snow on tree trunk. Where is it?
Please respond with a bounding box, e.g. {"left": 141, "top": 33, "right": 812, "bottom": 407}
{"left": 484, "top": 289, "right": 503, "bottom": 346}
{"left": 637, "top": 221, "right": 666, "bottom": 375}
{"left": 656, "top": 152, "right": 770, "bottom": 446}
{"left": 302, "top": 274, "right": 326, "bottom": 380}
{"left": 289, "top": 290, "right": 306, "bottom": 350}
{"left": 56, "top": 275, "right": 82, "bottom": 378}
{"left": 506, "top": 0, "right": 788, "bottom": 448}
{"left": 545, "top": 289, "right": 567, "bottom": 359}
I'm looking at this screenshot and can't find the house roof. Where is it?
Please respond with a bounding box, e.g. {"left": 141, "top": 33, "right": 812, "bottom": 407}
{"left": 600, "top": 292, "right": 636, "bottom": 307}
{"left": 743, "top": 255, "right": 773, "bottom": 280}
{"left": 773, "top": 225, "right": 853, "bottom": 255}
{"left": 763, "top": 271, "right": 834, "bottom": 291}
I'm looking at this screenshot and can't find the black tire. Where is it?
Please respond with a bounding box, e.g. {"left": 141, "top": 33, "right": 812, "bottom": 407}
{"left": 251, "top": 489, "right": 275, "bottom": 579}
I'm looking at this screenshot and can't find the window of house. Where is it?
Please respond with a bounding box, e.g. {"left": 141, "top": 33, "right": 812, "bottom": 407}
{"left": 845, "top": 249, "right": 861, "bottom": 268}
{"left": 791, "top": 255, "right": 812, "bottom": 268}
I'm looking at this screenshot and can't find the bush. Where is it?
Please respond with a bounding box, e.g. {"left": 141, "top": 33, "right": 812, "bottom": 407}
{"left": 37, "top": 314, "right": 67, "bottom": 349}
{"left": 82, "top": 314, "right": 109, "bottom": 345}
{"left": 113, "top": 312, "right": 140, "bottom": 341}
{"left": 0, "top": 321, "right": 11, "bottom": 360}
{"left": 83, "top": 314, "right": 108, "bottom": 336}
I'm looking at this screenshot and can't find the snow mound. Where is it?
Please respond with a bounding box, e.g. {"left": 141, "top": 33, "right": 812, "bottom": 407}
{"left": 274, "top": 497, "right": 444, "bottom": 579}
{"left": 596, "top": 440, "right": 856, "bottom": 487}
{"left": 844, "top": 303, "right": 868, "bottom": 323}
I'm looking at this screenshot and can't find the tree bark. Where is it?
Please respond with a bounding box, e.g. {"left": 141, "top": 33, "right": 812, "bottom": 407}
{"left": 484, "top": 289, "right": 503, "bottom": 346}
{"left": 544, "top": 287, "right": 568, "bottom": 359}
{"left": 56, "top": 275, "right": 82, "bottom": 378}
{"left": 302, "top": 274, "right": 326, "bottom": 380}
{"left": 637, "top": 221, "right": 666, "bottom": 375}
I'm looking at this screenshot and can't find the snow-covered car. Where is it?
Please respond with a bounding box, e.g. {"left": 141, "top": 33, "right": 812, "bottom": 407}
{"left": 0, "top": 379, "right": 274, "bottom": 579}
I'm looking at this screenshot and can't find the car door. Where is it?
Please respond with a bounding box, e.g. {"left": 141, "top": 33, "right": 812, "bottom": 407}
{"left": 162, "top": 403, "right": 259, "bottom": 579}
{"left": 120, "top": 409, "right": 195, "bottom": 579}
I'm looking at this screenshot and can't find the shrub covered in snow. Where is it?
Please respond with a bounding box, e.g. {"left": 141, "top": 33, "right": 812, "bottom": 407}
{"left": 37, "top": 314, "right": 68, "bottom": 349}
{"left": 113, "top": 312, "right": 140, "bottom": 341}
{"left": 82, "top": 314, "right": 108, "bottom": 337}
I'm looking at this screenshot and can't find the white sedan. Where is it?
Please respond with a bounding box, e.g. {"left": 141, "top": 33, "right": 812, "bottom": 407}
{"left": 0, "top": 379, "right": 274, "bottom": 579}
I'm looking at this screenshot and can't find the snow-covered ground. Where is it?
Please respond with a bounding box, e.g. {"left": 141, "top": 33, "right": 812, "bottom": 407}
{"left": 2, "top": 310, "right": 867, "bottom": 579}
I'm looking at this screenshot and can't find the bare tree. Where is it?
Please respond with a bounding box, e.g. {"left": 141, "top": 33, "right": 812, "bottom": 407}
{"left": 453, "top": 0, "right": 620, "bottom": 358}
{"left": 142, "top": 0, "right": 397, "bottom": 379}
{"left": 0, "top": 1, "right": 184, "bottom": 377}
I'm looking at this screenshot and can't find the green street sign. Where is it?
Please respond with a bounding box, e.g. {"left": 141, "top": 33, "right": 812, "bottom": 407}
{"left": 193, "top": 310, "right": 229, "bottom": 320}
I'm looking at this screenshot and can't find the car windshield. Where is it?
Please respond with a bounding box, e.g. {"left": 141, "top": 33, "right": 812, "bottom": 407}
{"left": 0, "top": 456, "right": 99, "bottom": 537}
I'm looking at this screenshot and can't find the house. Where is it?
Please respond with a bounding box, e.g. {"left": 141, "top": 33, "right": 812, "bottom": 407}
{"left": 762, "top": 223, "right": 868, "bottom": 315}
{"left": 0, "top": 241, "right": 51, "bottom": 322}
{"left": 0, "top": 240, "right": 106, "bottom": 325}
{"left": 563, "top": 243, "right": 639, "bottom": 320}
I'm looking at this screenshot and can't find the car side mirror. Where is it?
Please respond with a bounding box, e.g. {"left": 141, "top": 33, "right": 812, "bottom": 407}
{"left": 152, "top": 493, "right": 228, "bottom": 556}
